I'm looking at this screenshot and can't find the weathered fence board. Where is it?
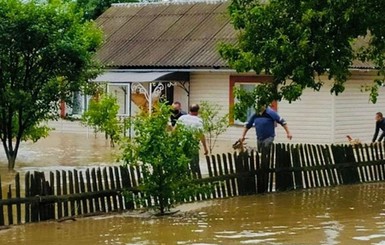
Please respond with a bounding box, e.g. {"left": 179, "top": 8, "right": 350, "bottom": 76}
{"left": 0, "top": 176, "right": 3, "bottom": 226}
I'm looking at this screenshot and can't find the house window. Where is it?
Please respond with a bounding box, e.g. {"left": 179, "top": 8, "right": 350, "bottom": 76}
{"left": 229, "top": 75, "right": 276, "bottom": 125}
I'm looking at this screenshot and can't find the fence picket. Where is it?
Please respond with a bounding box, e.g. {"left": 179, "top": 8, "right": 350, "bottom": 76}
{"left": 25, "top": 172, "right": 30, "bottom": 223}
{"left": 7, "top": 185, "right": 13, "bottom": 225}
{"left": 275, "top": 144, "right": 293, "bottom": 191}
{"left": 68, "top": 171, "right": 75, "bottom": 216}
{"left": 62, "top": 171, "right": 69, "bottom": 217}
{"left": 108, "top": 167, "right": 118, "bottom": 211}
{"left": 96, "top": 168, "right": 106, "bottom": 212}
{"left": 103, "top": 168, "right": 112, "bottom": 212}
{"left": 15, "top": 173, "right": 21, "bottom": 224}
{"left": 74, "top": 170, "right": 81, "bottom": 216}
{"left": 79, "top": 172, "right": 88, "bottom": 214}
{"left": 91, "top": 169, "right": 99, "bottom": 212}
{"left": 222, "top": 153, "right": 233, "bottom": 197}
{"left": 0, "top": 176, "right": 3, "bottom": 226}
{"left": 85, "top": 169, "right": 94, "bottom": 213}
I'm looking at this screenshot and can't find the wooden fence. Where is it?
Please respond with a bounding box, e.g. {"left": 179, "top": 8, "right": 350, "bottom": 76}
{"left": 0, "top": 166, "right": 134, "bottom": 227}
{"left": 203, "top": 143, "right": 385, "bottom": 198}
{"left": 1, "top": 142, "right": 385, "bottom": 227}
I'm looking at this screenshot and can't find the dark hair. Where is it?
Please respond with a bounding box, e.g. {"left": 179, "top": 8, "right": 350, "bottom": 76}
{"left": 189, "top": 104, "right": 200, "bottom": 113}
{"left": 377, "top": 112, "right": 383, "bottom": 118}
{"left": 172, "top": 101, "right": 181, "bottom": 106}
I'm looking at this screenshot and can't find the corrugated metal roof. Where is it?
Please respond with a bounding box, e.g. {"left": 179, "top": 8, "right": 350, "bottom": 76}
{"left": 96, "top": 1, "right": 234, "bottom": 69}
{"left": 95, "top": 1, "right": 375, "bottom": 69}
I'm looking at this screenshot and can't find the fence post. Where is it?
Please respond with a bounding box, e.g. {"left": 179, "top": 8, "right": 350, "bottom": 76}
{"left": 331, "top": 144, "right": 360, "bottom": 184}
{"left": 257, "top": 147, "right": 271, "bottom": 193}
{"left": 15, "top": 173, "right": 21, "bottom": 224}
{"left": 234, "top": 151, "right": 247, "bottom": 195}
{"left": 0, "top": 175, "right": 4, "bottom": 226}
{"left": 275, "top": 144, "right": 294, "bottom": 191}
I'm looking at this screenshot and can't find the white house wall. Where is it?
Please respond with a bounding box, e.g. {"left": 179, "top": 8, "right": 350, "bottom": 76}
{"left": 189, "top": 72, "right": 242, "bottom": 148}
{"left": 189, "top": 72, "right": 336, "bottom": 149}
{"left": 107, "top": 71, "right": 384, "bottom": 149}
{"left": 188, "top": 71, "right": 385, "bottom": 148}
{"left": 109, "top": 85, "right": 127, "bottom": 115}
{"left": 333, "top": 71, "right": 385, "bottom": 144}
{"left": 276, "top": 82, "right": 334, "bottom": 144}
{"left": 173, "top": 85, "right": 189, "bottom": 113}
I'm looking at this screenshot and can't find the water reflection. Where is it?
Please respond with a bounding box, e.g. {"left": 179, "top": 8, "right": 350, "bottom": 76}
{"left": 1, "top": 183, "right": 385, "bottom": 244}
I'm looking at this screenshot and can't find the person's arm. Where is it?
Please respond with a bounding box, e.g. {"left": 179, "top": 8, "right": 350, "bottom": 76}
{"left": 268, "top": 109, "right": 292, "bottom": 140}
{"left": 240, "top": 127, "right": 249, "bottom": 142}
{"left": 373, "top": 123, "right": 380, "bottom": 142}
{"left": 240, "top": 113, "right": 255, "bottom": 142}
{"left": 282, "top": 124, "right": 292, "bottom": 140}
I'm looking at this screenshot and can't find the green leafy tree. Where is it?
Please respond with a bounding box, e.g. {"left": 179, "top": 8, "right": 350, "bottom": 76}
{"left": 121, "top": 103, "right": 209, "bottom": 214}
{"left": 219, "top": 0, "right": 385, "bottom": 112}
{"left": 0, "top": 0, "right": 102, "bottom": 169}
{"left": 81, "top": 93, "right": 122, "bottom": 146}
{"left": 75, "top": 0, "right": 139, "bottom": 20}
{"left": 200, "top": 101, "right": 229, "bottom": 154}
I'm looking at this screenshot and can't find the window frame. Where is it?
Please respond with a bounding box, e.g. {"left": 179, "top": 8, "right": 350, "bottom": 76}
{"left": 229, "top": 75, "right": 277, "bottom": 125}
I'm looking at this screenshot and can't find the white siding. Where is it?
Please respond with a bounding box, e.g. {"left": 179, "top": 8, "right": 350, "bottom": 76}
{"left": 189, "top": 72, "right": 243, "bottom": 150}
{"left": 334, "top": 73, "right": 385, "bottom": 144}
{"left": 108, "top": 70, "right": 385, "bottom": 149}
{"left": 276, "top": 83, "right": 334, "bottom": 144}
{"left": 173, "top": 85, "right": 189, "bottom": 112}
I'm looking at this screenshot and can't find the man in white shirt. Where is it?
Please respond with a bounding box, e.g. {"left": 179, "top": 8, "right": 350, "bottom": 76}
{"left": 178, "top": 104, "right": 209, "bottom": 155}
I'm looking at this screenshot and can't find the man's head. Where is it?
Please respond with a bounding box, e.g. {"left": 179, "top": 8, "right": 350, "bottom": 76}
{"left": 171, "top": 101, "right": 182, "bottom": 114}
{"left": 172, "top": 101, "right": 181, "bottom": 110}
{"left": 376, "top": 112, "right": 383, "bottom": 122}
{"left": 189, "top": 104, "right": 200, "bottom": 116}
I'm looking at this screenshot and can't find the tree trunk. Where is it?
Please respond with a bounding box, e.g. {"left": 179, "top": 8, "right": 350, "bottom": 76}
{"left": 2, "top": 137, "right": 20, "bottom": 170}
{"left": 7, "top": 154, "right": 16, "bottom": 170}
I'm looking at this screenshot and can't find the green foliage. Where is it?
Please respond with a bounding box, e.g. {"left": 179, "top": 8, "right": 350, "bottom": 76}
{"left": 75, "top": 0, "right": 139, "bottom": 20}
{"left": 232, "top": 83, "right": 280, "bottom": 121}
{"left": 199, "top": 101, "right": 229, "bottom": 154}
{"left": 121, "top": 103, "right": 209, "bottom": 214}
{"left": 21, "top": 125, "right": 51, "bottom": 143}
{"left": 0, "top": 0, "right": 103, "bottom": 169}
{"left": 219, "top": 0, "right": 385, "bottom": 107}
{"left": 82, "top": 93, "right": 122, "bottom": 145}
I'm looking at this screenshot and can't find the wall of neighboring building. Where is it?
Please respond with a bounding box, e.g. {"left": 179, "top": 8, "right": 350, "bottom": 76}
{"left": 333, "top": 71, "right": 385, "bottom": 144}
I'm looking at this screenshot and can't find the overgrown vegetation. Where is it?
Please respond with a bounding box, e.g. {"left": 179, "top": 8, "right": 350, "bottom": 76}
{"left": 200, "top": 101, "right": 229, "bottom": 154}
{"left": 81, "top": 93, "right": 122, "bottom": 146}
{"left": 120, "top": 103, "right": 211, "bottom": 214}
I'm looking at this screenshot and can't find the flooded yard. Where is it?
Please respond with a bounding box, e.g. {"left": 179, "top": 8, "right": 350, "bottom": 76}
{"left": 2, "top": 183, "right": 385, "bottom": 244}
{"left": 1, "top": 126, "right": 385, "bottom": 244}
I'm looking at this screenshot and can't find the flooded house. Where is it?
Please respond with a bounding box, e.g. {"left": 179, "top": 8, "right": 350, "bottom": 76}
{"left": 92, "top": 0, "right": 385, "bottom": 146}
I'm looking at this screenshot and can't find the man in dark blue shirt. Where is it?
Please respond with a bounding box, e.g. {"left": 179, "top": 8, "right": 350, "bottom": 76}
{"left": 239, "top": 106, "right": 292, "bottom": 150}
{"left": 372, "top": 112, "right": 385, "bottom": 142}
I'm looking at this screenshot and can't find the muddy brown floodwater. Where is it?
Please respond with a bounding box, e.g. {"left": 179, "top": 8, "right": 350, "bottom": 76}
{"left": 1, "top": 183, "right": 385, "bottom": 244}
{"left": 1, "top": 131, "right": 385, "bottom": 244}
